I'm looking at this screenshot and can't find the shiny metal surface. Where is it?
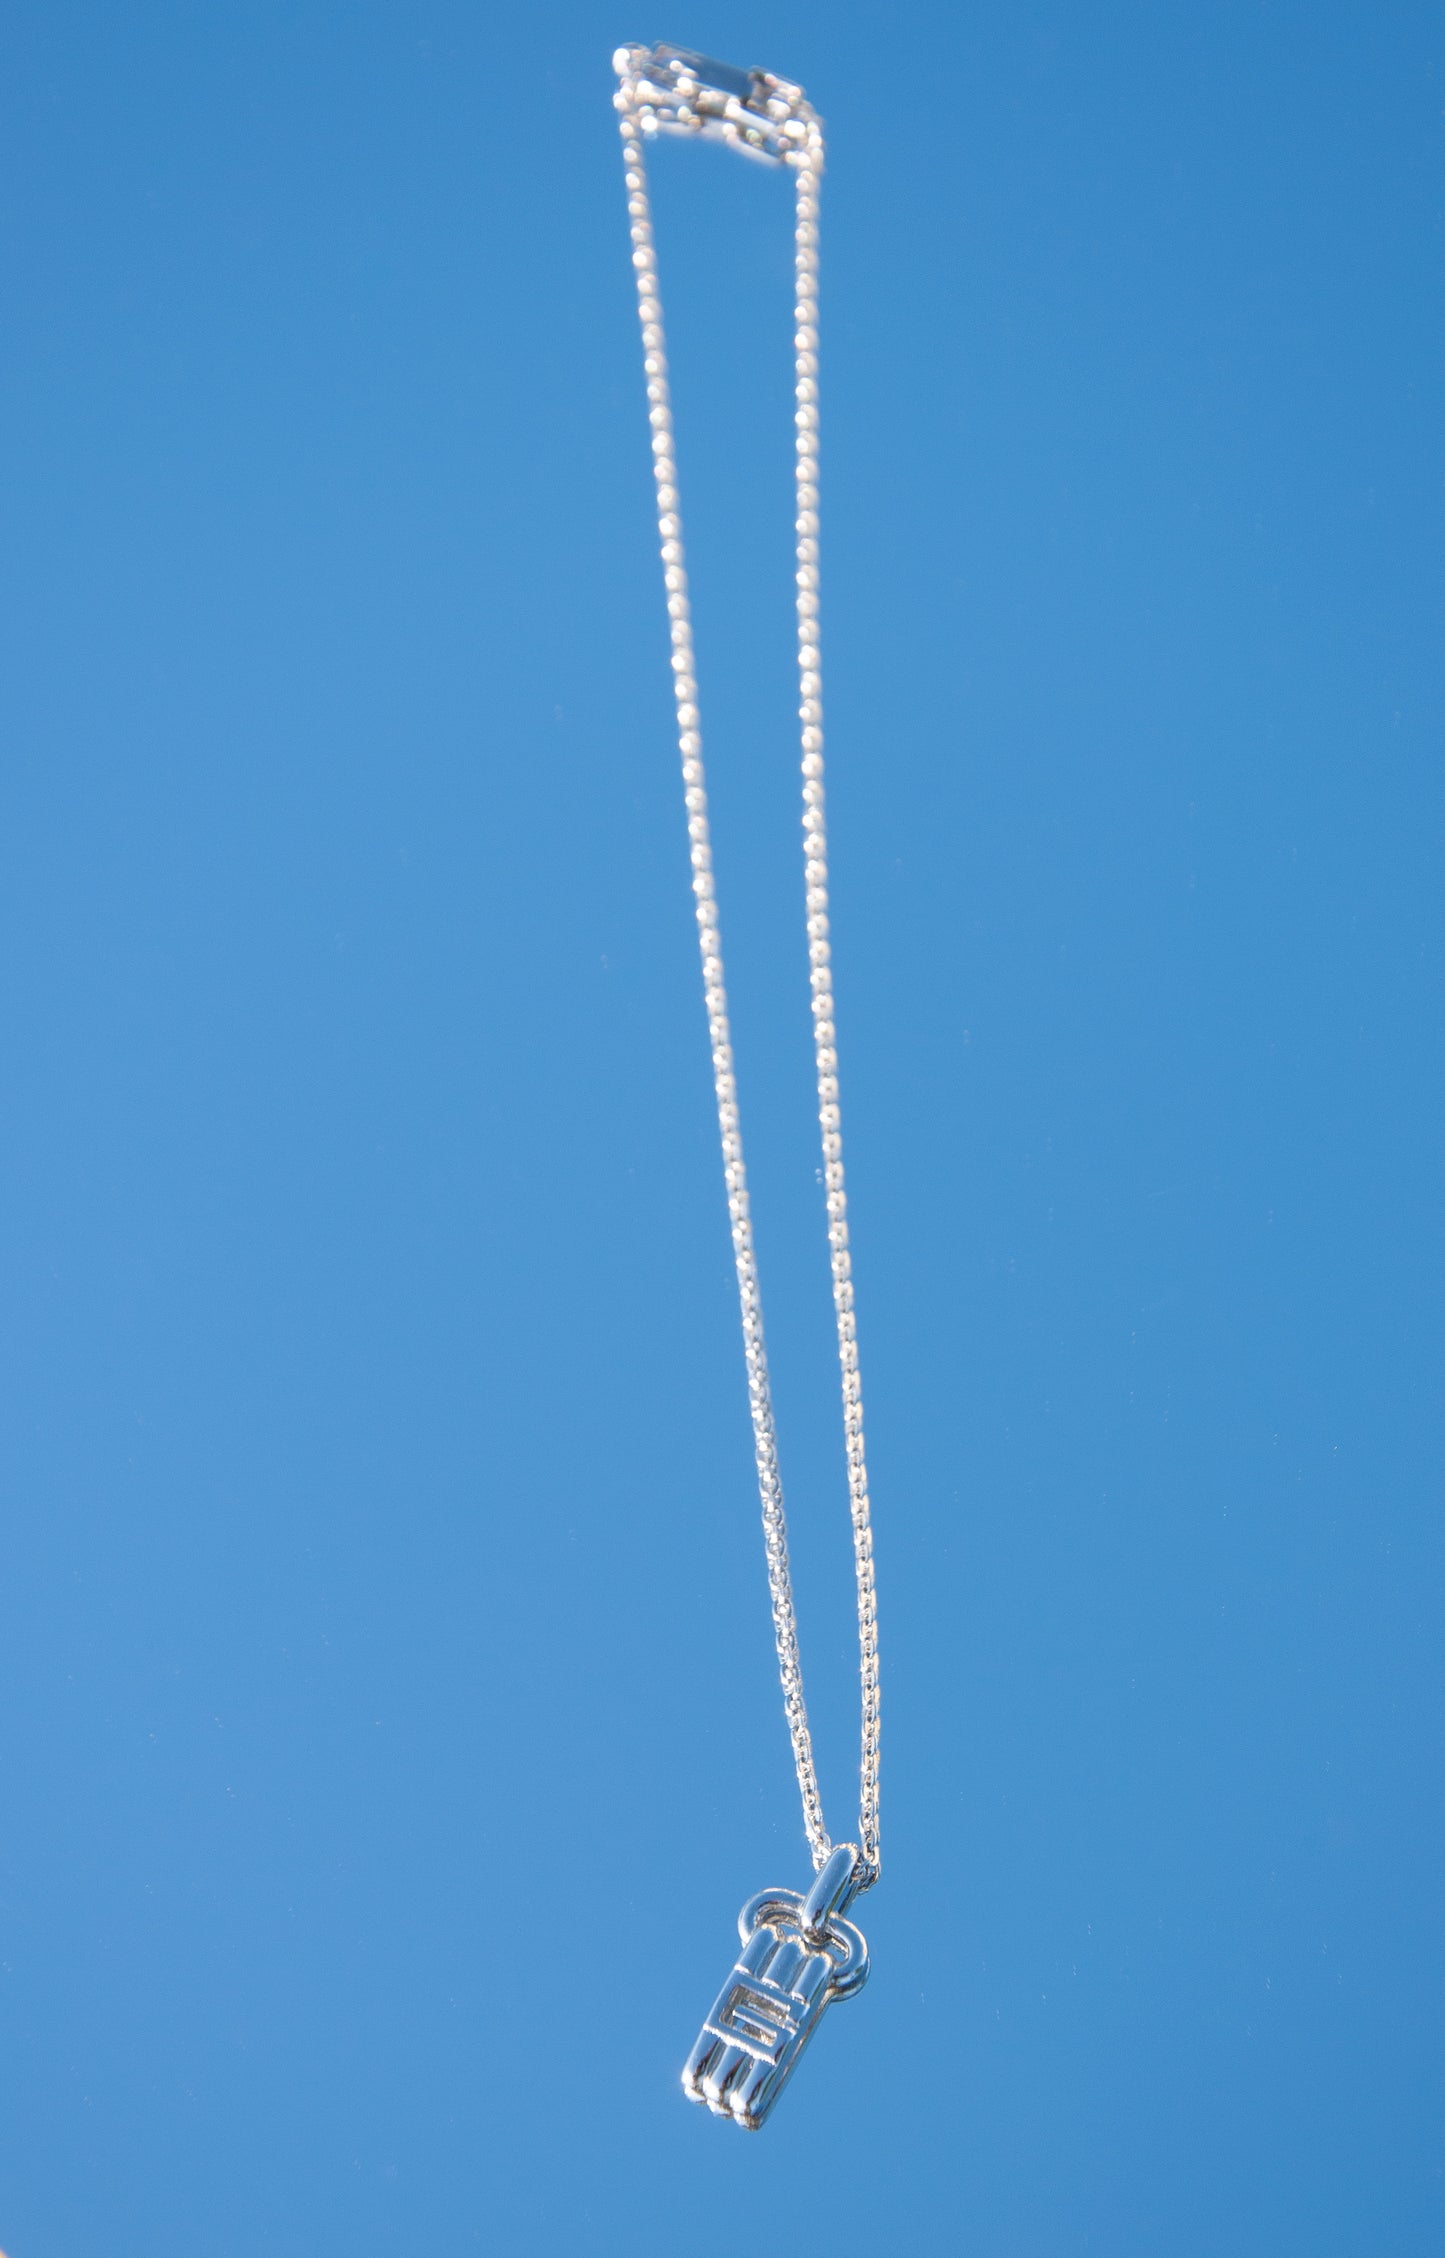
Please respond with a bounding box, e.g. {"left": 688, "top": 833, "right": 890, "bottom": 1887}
{"left": 800, "top": 1839, "right": 862, "bottom": 1940}
{"left": 683, "top": 1852, "right": 870, "bottom": 2129}
{"left": 612, "top": 45, "right": 881, "bottom": 1890}
{"left": 612, "top": 42, "right": 821, "bottom": 168}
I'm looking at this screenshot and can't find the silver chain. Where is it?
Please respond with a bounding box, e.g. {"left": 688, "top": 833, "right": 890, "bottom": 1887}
{"left": 614, "top": 48, "right": 879, "bottom": 1888}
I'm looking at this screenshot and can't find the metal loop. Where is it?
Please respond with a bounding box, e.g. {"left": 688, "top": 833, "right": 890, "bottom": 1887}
{"left": 735, "top": 1886, "right": 870, "bottom": 1997}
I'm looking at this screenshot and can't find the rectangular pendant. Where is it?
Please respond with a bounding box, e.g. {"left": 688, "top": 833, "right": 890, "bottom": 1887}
{"left": 682, "top": 1845, "right": 869, "bottom": 2129}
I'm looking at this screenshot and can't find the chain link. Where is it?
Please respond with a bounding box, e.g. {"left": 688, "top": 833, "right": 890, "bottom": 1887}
{"left": 617, "top": 86, "right": 879, "bottom": 1887}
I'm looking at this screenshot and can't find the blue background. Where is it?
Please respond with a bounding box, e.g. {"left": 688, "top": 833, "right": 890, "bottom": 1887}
{"left": 1, "top": 3, "right": 1441, "bottom": 2251}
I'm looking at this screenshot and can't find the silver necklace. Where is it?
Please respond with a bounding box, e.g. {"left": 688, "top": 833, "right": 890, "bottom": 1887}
{"left": 613, "top": 43, "right": 880, "bottom": 2130}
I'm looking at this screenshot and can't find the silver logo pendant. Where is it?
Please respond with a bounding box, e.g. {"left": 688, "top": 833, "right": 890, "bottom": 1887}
{"left": 682, "top": 1843, "right": 869, "bottom": 2129}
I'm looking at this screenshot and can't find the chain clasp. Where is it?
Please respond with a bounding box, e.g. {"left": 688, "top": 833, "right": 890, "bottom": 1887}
{"left": 613, "top": 42, "right": 822, "bottom": 169}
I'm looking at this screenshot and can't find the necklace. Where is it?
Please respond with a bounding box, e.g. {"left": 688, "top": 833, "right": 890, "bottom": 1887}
{"left": 613, "top": 43, "right": 880, "bottom": 2130}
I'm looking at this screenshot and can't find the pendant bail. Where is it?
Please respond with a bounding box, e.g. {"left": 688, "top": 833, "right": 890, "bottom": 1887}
{"left": 801, "top": 1840, "right": 862, "bottom": 1941}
